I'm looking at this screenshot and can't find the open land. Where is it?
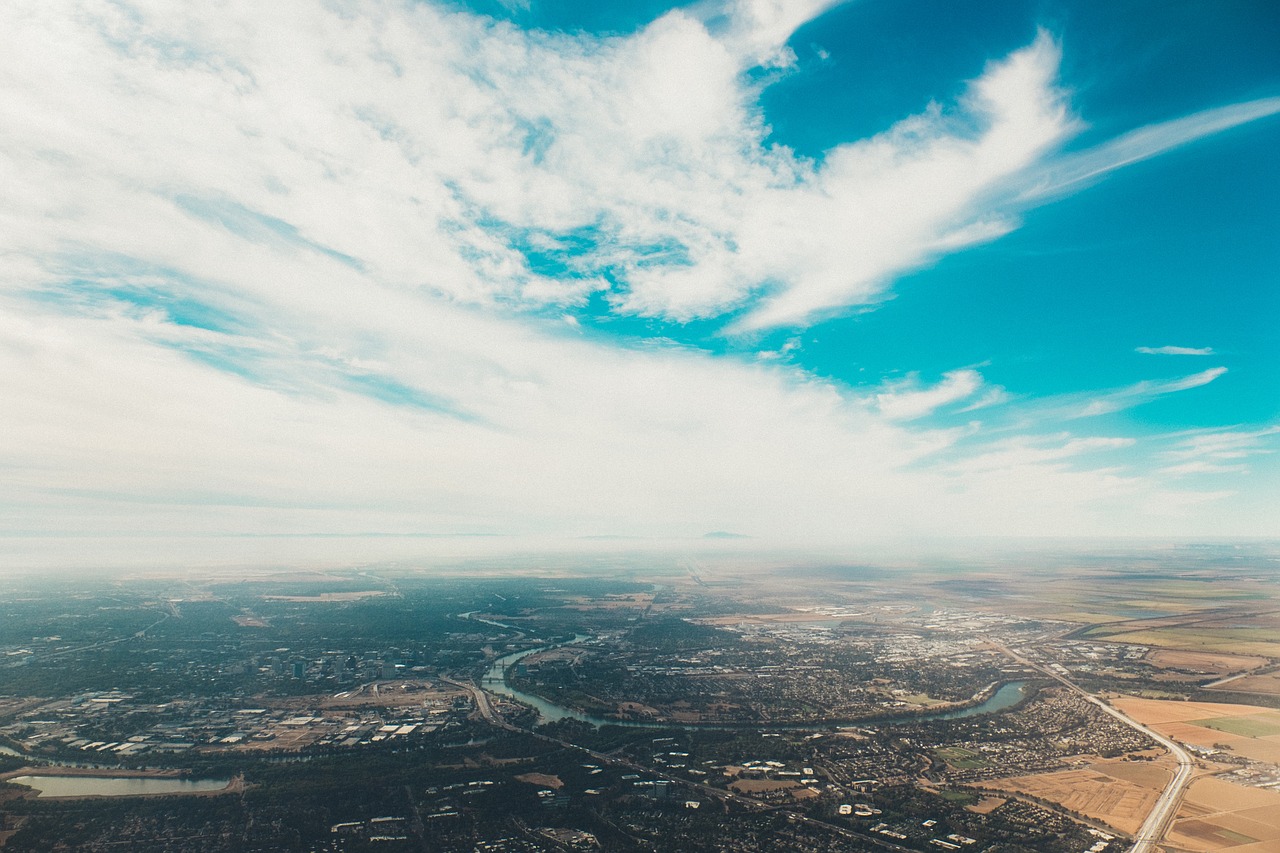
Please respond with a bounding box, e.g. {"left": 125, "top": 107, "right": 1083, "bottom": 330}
{"left": 979, "top": 755, "right": 1173, "bottom": 835}
{"left": 0, "top": 543, "right": 1277, "bottom": 851}
{"left": 1166, "top": 777, "right": 1280, "bottom": 852}
{"left": 1208, "top": 670, "right": 1280, "bottom": 696}
{"left": 1112, "top": 698, "right": 1280, "bottom": 763}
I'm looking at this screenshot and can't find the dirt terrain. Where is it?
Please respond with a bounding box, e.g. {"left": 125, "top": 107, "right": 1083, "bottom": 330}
{"left": 1112, "top": 697, "right": 1280, "bottom": 764}
{"left": 1166, "top": 776, "right": 1280, "bottom": 852}
{"left": 979, "top": 755, "right": 1174, "bottom": 834}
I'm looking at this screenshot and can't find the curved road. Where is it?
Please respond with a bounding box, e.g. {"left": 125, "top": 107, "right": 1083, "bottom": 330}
{"left": 468, "top": 637, "right": 1197, "bottom": 853}
{"left": 1119, "top": 707, "right": 1194, "bottom": 853}
{"left": 990, "top": 641, "right": 1195, "bottom": 853}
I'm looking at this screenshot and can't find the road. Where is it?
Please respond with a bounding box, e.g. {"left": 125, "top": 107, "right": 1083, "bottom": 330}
{"left": 1203, "top": 660, "right": 1278, "bottom": 690}
{"left": 990, "top": 640, "right": 1195, "bottom": 853}
{"left": 5, "top": 609, "right": 171, "bottom": 667}
{"left": 451, "top": 671, "right": 918, "bottom": 852}
{"left": 1122, "top": 711, "right": 1194, "bottom": 853}
{"left": 466, "top": 641, "right": 1197, "bottom": 853}
{"left": 439, "top": 676, "right": 502, "bottom": 724}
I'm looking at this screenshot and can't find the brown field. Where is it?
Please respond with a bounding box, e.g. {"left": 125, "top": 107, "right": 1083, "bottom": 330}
{"left": 1099, "top": 630, "right": 1280, "bottom": 659}
{"left": 524, "top": 647, "right": 584, "bottom": 665}
{"left": 1091, "top": 760, "right": 1174, "bottom": 789}
{"left": 1168, "top": 777, "right": 1280, "bottom": 852}
{"left": 564, "top": 593, "right": 654, "bottom": 610}
{"left": 515, "top": 773, "right": 562, "bottom": 789}
{"left": 701, "top": 612, "right": 858, "bottom": 626}
{"left": 1146, "top": 650, "right": 1268, "bottom": 676}
{"left": 0, "top": 697, "right": 46, "bottom": 718}
{"left": 262, "top": 590, "right": 387, "bottom": 602}
{"left": 615, "top": 701, "right": 663, "bottom": 718}
{"left": 1209, "top": 671, "right": 1280, "bottom": 696}
{"left": 1112, "top": 697, "right": 1280, "bottom": 764}
{"left": 1111, "top": 697, "right": 1274, "bottom": 726}
{"left": 730, "top": 778, "right": 801, "bottom": 793}
{"left": 980, "top": 757, "right": 1172, "bottom": 834}
{"left": 966, "top": 796, "right": 1007, "bottom": 815}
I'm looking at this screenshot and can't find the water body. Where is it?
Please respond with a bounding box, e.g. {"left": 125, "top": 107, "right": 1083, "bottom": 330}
{"left": 481, "top": 643, "right": 590, "bottom": 725}
{"left": 9, "top": 775, "right": 230, "bottom": 798}
{"left": 483, "top": 645, "right": 1029, "bottom": 729}
{"left": 915, "top": 680, "right": 1028, "bottom": 720}
{"left": 458, "top": 611, "right": 519, "bottom": 631}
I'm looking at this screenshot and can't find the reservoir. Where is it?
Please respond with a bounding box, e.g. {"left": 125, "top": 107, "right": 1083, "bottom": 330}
{"left": 10, "top": 775, "right": 230, "bottom": 798}
{"left": 483, "top": 645, "right": 1029, "bottom": 729}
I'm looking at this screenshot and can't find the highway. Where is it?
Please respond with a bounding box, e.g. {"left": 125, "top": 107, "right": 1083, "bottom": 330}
{"left": 464, "top": 642, "right": 1197, "bottom": 853}
{"left": 1125, "top": 720, "right": 1194, "bottom": 853}
{"left": 990, "top": 640, "right": 1195, "bottom": 853}
{"left": 439, "top": 676, "right": 502, "bottom": 725}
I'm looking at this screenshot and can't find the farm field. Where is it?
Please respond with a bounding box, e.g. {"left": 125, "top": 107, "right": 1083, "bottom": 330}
{"left": 1209, "top": 670, "right": 1280, "bottom": 697}
{"left": 1167, "top": 776, "right": 1280, "bottom": 852}
{"left": 979, "top": 756, "right": 1173, "bottom": 835}
{"left": 1090, "top": 629, "right": 1280, "bottom": 659}
{"left": 1112, "top": 697, "right": 1280, "bottom": 764}
{"left": 1145, "top": 650, "right": 1268, "bottom": 678}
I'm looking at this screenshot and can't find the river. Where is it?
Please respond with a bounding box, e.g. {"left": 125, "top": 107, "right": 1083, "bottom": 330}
{"left": 482, "top": 645, "right": 1030, "bottom": 729}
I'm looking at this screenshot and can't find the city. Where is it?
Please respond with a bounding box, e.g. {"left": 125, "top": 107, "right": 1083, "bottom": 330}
{"left": 2, "top": 549, "right": 1278, "bottom": 851}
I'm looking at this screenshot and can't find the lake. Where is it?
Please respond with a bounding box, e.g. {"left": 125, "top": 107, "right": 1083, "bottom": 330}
{"left": 10, "top": 775, "right": 230, "bottom": 798}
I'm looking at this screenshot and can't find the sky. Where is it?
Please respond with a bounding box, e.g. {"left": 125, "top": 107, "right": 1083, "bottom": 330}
{"left": 1, "top": 0, "right": 1278, "bottom": 569}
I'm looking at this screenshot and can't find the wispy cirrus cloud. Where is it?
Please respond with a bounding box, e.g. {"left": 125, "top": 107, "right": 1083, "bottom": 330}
{"left": 1136, "top": 345, "right": 1215, "bottom": 356}
{"left": 1158, "top": 426, "right": 1280, "bottom": 477}
{"left": 1017, "top": 97, "right": 1280, "bottom": 203}
{"left": 1075, "top": 367, "right": 1227, "bottom": 418}
{"left": 875, "top": 369, "right": 991, "bottom": 421}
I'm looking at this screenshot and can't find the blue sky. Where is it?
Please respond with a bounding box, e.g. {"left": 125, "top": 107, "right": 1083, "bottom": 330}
{"left": 1, "top": 0, "right": 1277, "bottom": 568}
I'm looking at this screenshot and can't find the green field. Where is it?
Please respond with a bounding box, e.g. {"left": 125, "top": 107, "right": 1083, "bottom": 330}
{"left": 1193, "top": 716, "right": 1280, "bottom": 738}
{"left": 936, "top": 747, "right": 989, "bottom": 770}
{"left": 1081, "top": 628, "right": 1280, "bottom": 658}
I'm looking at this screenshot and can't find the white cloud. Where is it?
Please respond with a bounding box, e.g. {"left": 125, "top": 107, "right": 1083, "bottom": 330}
{"left": 1019, "top": 97, "right": 1280, "bottom": 202}
{"left": 3, "top": 2, "right": 1270, "bottom": 336}
{"left": 0, "top": 0, "right": 1275, "bottom": 567}
{"left": 950, "top": 435, "right": 1135, "bottom": 474}
{"left": 1075, "top": 367, "right": 1227, "bottom": 418}
{"left": 1136, "top": 345, "right": 1215, "bottom": 356}
{"left": 1158, "top": 426, "right": 1279, "bottom": 478}
{"left": 875, "top": 369, "right": 987, "bottom": 421}
{"left": 709, "top": 0, "right": 848, "bottom": 68}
